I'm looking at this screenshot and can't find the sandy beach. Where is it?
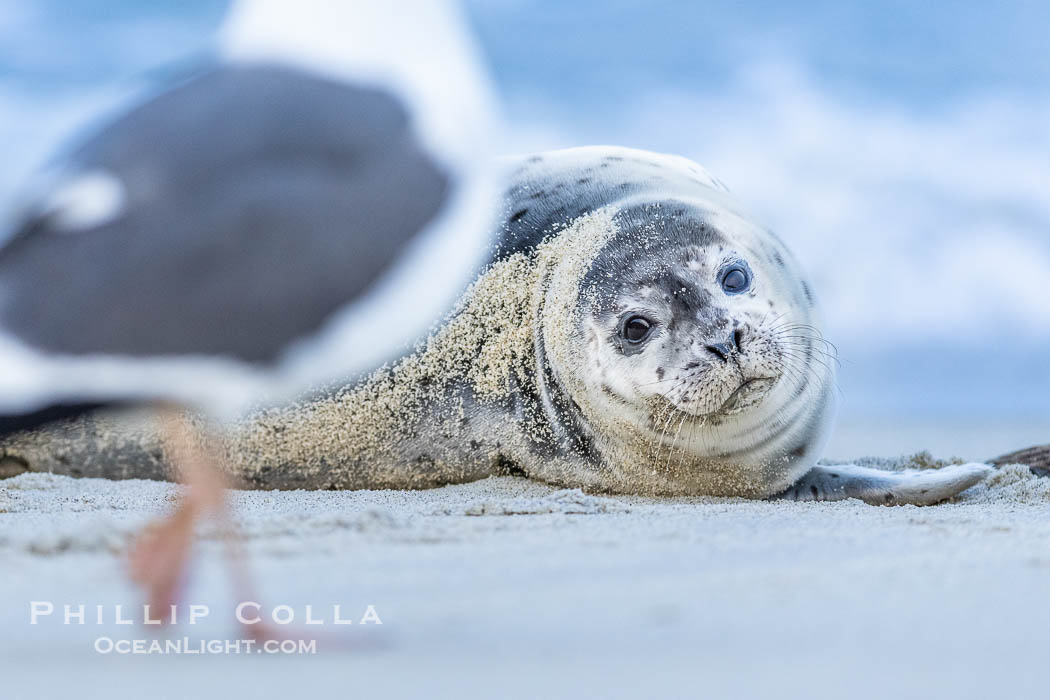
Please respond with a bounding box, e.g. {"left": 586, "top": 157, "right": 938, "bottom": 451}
{"left": 2, "top": 462, "right": 1048, "bottom": 699}
{"left": 1, "top": 2, "right": 1048, "bottom": 698}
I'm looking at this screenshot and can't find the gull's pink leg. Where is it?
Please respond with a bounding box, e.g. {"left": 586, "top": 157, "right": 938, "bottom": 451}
{"left": 126, "top": 408, "right": 332, "bottom": 645}
{"left": 128, "top": 406, "right": 227, "bottom": 619}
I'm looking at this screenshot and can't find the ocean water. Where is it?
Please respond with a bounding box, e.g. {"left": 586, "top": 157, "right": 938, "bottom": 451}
{"left": 0, "top": 0, "right": 1046, "bottom": 456}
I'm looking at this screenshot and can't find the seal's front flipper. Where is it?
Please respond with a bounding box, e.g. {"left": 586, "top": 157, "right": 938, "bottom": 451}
{"left": 772, "top": 463, "right": 992, "bottom": 506}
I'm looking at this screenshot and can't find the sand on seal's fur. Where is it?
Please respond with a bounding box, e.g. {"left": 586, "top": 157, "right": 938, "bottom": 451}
{"left": 0, "top": 209, "right": 622, "bottom": 492}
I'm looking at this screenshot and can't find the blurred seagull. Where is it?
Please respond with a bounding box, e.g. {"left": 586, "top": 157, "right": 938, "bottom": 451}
{"left": 0, "top": 0, "right": 499, "bottom": 617}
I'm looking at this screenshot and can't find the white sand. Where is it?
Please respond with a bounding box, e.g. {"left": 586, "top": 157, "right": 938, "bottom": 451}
{"left": 2, "top": 466, "right": 1049, "bottom": 699}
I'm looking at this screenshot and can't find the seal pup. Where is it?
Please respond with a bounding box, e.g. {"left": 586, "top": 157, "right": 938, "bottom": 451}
{"left": 0, "top": 147, "right": 990, "bottom": 504}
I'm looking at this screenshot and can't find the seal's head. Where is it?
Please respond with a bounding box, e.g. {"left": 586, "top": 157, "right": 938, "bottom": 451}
{"left": 559, "top": 195, "right": 836, "bottom": 495}
{"left": 581, "top": 200, "right": 805, "bottom": 419}
{"left": 502, "top": 146, "right": 836, "bottom": 496}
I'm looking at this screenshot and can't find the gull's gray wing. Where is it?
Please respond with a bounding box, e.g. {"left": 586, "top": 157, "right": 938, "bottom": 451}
{"left": 0, "top": 64, "right": 449, "bottom": 364}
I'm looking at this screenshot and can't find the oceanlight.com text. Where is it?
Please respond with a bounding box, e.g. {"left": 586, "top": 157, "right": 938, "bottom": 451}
{"left": 93, "top": 637, "right": 317, "bottom": 655}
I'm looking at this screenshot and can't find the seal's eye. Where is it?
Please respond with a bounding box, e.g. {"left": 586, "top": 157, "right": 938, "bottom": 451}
{"left": 621, "top": 315, "right": 653, "bottom": 344}
{"left": 721, "top": 264, "right": 751, "bottom": 294}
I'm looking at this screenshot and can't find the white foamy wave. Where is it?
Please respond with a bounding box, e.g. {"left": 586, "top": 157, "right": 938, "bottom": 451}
{"left": 506, "top": 61, "right": 1050, "bottom": 348}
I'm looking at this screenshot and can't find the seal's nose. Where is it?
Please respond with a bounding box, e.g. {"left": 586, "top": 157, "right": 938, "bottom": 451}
{"left": 705, "top": 328, "right": 745, "bottom": 362}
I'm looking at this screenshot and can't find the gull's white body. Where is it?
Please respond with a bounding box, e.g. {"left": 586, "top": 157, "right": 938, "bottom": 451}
{"left": 0, "top": 0, "right": 500, "bottom": 419}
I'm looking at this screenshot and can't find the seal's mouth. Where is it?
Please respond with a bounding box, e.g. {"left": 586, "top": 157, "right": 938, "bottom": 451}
{"left": 714, "top": 376, "right": 777, "bottom": 415}
{"left": 647, "top": 375, "right": 781, "bottom": 423}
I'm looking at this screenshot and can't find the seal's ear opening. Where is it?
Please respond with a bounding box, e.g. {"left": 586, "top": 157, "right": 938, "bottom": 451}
{"left": 585, "top": 323, "right": 603, "bottom": 354}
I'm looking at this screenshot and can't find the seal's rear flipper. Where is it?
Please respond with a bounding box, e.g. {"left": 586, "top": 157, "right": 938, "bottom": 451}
{"left": 772, "top": 463, "right": 992, "bottom": 506}
{"left": 990, "top": 445, "right": 1050, "bottom": 477}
